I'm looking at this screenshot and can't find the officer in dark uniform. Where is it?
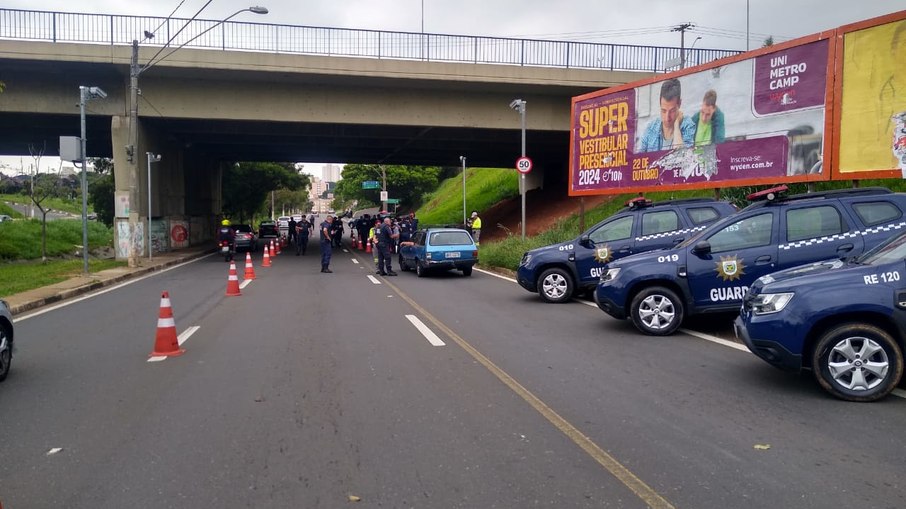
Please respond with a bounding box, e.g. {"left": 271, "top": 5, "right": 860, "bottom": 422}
{"left": 320, "top": 215, "right": 334, "bottom": 273}
{"left": 288, "top": 216, "right": 297, "bottom": 245}
{"left": 377, "top": 217, "right": 398, "bottom": 276}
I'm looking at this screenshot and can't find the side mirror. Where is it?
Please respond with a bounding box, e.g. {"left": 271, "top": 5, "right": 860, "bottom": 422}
{"left": 579, "top": 234, "right": 593, "bottom": 248}
{"left": 692, "top": 240, "right": 712, "bottom": 256}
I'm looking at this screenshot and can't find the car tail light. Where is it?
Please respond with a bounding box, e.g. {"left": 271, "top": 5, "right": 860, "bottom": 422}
{"left": 472, "top": 250, "right": 478, "bottom": 257}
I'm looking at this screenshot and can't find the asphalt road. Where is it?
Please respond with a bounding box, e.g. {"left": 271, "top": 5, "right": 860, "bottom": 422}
{"left": 4, "top": 201, "right": 78, "bottom": 221}
{"left": 2, "top": 238, "right": 905, "bottom": 508}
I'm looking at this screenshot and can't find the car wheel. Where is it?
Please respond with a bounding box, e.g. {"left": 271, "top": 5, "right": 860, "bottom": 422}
{"left": 399, "top": 255, "right": 410, "bottom": 271}
{"left": 0, "top": 324, "right": 12, "bottom": 382}
{"left": 629, "top": 286, "right": 684, "bottom": 336}
{"left": 416, "top": 260, "right": 425, "bottom": 278}
{"left": 462, "top": 266, "right": 473, "bottom": 277}
{"left": 811, "top": 324, "right": 904, "bottom": 402}
{"left": 537, "top": 268, "right": 573, "bottom": 303}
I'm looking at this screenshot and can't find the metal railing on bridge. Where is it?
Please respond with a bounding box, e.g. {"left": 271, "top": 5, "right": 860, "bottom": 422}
{"left": 0, "top": 8, "right": 740, "bottom": 73}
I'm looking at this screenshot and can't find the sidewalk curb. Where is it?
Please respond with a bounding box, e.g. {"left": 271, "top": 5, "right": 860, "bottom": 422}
{"left": 9, "top": 250, "right": 213, "bottom": 316}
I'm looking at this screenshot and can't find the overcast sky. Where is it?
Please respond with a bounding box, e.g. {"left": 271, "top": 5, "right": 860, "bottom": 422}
{"left": 2, "top": 1, "right": 903, "bottom": 177}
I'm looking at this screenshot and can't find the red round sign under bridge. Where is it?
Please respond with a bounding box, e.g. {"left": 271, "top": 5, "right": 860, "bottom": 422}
{"left": 516, "top": 156, "right": 533, "bottom": 174}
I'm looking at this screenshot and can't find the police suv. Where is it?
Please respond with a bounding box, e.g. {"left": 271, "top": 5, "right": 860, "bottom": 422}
{"left": 516, "top": 197, "right": 736, "bottom": 303}
{"left": 736, "top": 230, "right": 906, "bottom": 402}
{"left": 595, "top": 186, "right": 906, "bottom": 335}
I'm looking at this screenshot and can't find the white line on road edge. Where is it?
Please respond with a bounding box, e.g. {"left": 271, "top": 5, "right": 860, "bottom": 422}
{"left": 239, "top": 279, "right": 252, "bottom": 289}
{"left": 148, "top": 325, "right": 200, "bottom": 362}
{"left": 443, "top": 268, "right": 906, "bottom": 400}
{"left": 405, "top": 314, "right": 446, "bottom": 346}
{"left": 474, "top": 267, "right": 754, "bottom": 354}
{"left": 16, "top": 253, "right": 215, "bottom": 321}
{"left": 343, "top": 249, "right": 349, "bottom": 253}
{"left": 351, "top": 259, "right": 359, "bottom": 264}
{"left": 367, "top": 275, "right": 381, "bottom": 285}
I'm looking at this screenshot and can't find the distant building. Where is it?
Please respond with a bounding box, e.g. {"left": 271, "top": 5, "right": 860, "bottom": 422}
{"left": 323, "top": 164, "right": 342, "bottom": 182}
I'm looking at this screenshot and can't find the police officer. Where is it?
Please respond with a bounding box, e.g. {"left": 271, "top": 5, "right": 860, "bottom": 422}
{"left": 377, "top": 217, "right": 398, "bottom": 276}
{"left": 288, "top": 216, "right": 297, "bottom": 246}
{"left": 296, "top": 217, "right": 311, "bottom": 256}
{"left": 320, "top": 215, "right": 334, "bottom": 273}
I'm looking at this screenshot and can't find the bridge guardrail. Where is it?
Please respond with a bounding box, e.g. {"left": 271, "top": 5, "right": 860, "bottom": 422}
{"left": 0, "top": 8, "right": 740, "bottom": 72}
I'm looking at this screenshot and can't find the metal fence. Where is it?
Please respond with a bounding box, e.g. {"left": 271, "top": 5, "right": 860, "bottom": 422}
{"left": 0, "top": 8, "right": 740, "bottom": 72}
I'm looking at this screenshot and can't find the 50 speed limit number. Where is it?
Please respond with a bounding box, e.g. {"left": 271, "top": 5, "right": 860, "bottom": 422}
{"left": 516, "top": 156, "right": 533, "bottom": 174}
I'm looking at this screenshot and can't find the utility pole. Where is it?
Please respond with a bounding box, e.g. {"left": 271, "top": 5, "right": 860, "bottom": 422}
{"left": 381, "top": 165, "right": 387, "bottom": 212}
{"left": 673, "top": 22, "right": 695, "bottom": 69}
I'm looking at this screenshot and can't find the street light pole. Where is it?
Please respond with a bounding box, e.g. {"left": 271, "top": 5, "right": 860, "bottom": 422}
{"left": 79, "top": 85, "right": 107, "bottom": 275}
{"left": 459, "top": 156, "right": 466, "bottom": 225}
{"left": 126, "top": 6, "right": 268, "bottom": 266}
{"left": 510, "top": 98, "right": 527, "bottom": 240}
{"left": 146, "top": 152, "right": 161, "bottom": 260}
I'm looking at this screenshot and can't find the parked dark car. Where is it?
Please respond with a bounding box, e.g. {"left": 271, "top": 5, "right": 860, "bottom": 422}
{"left": 233, "top": 223, "right": 258, "bottom": 252}
{"left": 595, "top": 186, "right": 906, "bottom": 335}
{"left": 258, "top": 220, "right": 279, "bottom": 240}
{"left": 0, "top": 299, "right": 14, "bottom": 382}
{"left": 399, "top": 228, "right": 478, "bottom": 277}
{"left": 517, "top": 197, "right": 736, "bottom": 303}
{"left": 736, "top": 230, "right": 906, "bottom": 402}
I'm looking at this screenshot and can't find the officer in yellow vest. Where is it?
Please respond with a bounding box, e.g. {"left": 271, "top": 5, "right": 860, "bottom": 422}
{"left": 469, "top": 211, "right": 482, "bottom": 246}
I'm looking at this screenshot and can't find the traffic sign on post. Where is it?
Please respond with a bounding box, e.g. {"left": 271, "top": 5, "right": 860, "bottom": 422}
{"left": 362, "top": 180, "right": 381, "bottom": 190}
{"left": 516, "top": 156, "right": 533, "bottom": 174}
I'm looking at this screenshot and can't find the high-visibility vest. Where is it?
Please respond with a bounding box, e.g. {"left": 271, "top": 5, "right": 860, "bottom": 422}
{"left": 472, "top": 217, "right": 482, "bottom": 229}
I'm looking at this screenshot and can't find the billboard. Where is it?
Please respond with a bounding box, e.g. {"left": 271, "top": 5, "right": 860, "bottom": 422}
{"left": 570, "top": 35, "right": 834, "bottom": 196}
{"left": 835, "top": 13, "right": 906, "bottom": 178}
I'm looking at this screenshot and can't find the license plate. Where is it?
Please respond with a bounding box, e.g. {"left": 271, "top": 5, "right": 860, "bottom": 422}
{"left": 445, "top": 252, "right": 461, "bottom": 258}
{"left": 221, "top": 246, "right": 230, "bottom": 253}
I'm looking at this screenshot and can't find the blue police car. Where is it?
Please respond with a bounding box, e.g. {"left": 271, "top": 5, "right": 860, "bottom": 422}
{"left": 516, "top": 197, "right": 736, "bottom": 303}
{"left": 735, "top": 231, "right": 906, "bottom": 402}
{"left": 595, "top": 186, "right": 906, "bottom": 336}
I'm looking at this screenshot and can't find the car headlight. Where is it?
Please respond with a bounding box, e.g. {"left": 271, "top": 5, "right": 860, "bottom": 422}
{"left": 600, "top": 267, "right": 621, "bottom": 283}
{"left": 750, "top": 292, "right": 794, "bottom": 315}
{"left": 521, "top": 253, "right": 532, "bottom": 266}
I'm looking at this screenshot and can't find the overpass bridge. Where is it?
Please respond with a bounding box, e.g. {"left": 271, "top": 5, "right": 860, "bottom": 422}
{"left": 0, "top": 9, "right": 738, "bottom": 261}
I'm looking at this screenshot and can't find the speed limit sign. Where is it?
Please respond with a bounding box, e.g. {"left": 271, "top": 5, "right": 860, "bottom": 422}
{"left": 516, "top": 156, "right": 533, "bottom": 174}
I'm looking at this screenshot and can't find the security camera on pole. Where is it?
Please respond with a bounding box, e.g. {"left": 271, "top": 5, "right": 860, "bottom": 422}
{"left": 509, "top": 99, "right": 528, "bottom": 240}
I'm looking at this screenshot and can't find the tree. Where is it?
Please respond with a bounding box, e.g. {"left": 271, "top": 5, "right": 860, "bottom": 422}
{"left": 86, "top": 158, "right": 115, "bottom": 227}
{"left": 333, "top": 164, "right": 441, "bottom": 211}
{"left": 26, "top": 143, "right": 62, "bottom": 262}
{"left": 222, "top": 162, "right": 310, "bottom": 222}
{"left": 763, "top": 36, "right": 774, "bottom": 47}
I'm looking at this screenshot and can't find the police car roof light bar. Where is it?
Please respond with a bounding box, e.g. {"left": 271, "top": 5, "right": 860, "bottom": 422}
{"left": 746, "top": 185, "right": 788, "bottom": 202}
{"left": 626, "top": 196, "right": 653, "bottom": 208}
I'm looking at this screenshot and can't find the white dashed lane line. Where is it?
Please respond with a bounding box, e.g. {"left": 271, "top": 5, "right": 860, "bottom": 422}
{"left": 352, "top": 258, "right": 359, "bottom": 264}
{"left": 405, "top": 314, "right": 446, "bottom": 346}
{"left": 239, "top": 279, "right": 252, "bottom": 289}
{"left": 367, "top": 275, "right": 382, "bottom": 285}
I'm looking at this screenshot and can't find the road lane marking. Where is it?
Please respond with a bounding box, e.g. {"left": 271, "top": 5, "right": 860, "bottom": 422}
{"left": 367, "top": 275, "right": 381, "bottom": 285}
{"left": 352, "top": 259, "right": 359, "bottom": 264}
{"left": 148, "top": 325, "right": 200, "bottom": 362}
{"left": 475, "top": 267, "right": 517, "bottom": 282}
{"left": 893, "top": 389, "right": 906, "bottom": 399}
{"left": 405, "top": 314, "right": 445, "bottom": 346}
{"left": 378, "top": 276, "right": 675, "bottom": 509}
{"left": 343, "top": 248, "right": 349, "bottom": 253}
{"left": 15, "top": 253, "right": 215, "bottom": 321}
{"left": 239, "top": 279, "right": 252, "bottom": 290}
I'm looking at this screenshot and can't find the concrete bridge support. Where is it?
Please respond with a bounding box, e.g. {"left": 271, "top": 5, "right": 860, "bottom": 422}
{"left": 111, "top": 115, "right": 221, "bottom": 263}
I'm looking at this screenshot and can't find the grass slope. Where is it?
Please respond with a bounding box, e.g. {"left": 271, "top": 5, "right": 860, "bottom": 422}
{"left": 0, "top": 194, "right": 89, "bottom": 216}
{"left": 0, "top": 218, "right": 112, "bottom": 261}
{"left": 0, "top": 258, "right": 125, "bottom": 296}
{"left": 416, "top": 168, "right": 518, "bottom": 226}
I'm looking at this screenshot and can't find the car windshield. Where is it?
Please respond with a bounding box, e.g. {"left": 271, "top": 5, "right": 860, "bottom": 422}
{"left": 234, "top": 224, "right": 252, "bottom": 233}
{"left": 855, "top": 231, "right": 906, "bottom": 266}
{"left": 430, "top": 231, "right": 473, "bottom": 246}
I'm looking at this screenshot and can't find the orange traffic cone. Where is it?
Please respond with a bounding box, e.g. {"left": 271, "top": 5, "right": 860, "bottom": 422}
{"left": 225, "top": 261, "right": 242, "bottom": 296}
{"left": 269, "top": 240, "right": 275, "bottom": 258}
{"left": 276, "top": 238, "right": 282, "bottom": 255}
{"left": 243, "top": 252, "right": 256, "bottom": 280}
{"left": 366, "top": 240, "right": 372, "bottom": 253}
{"left": 150, "top": 291, "right": 185, "bottom": 357}
{"left": 262, "top": 245, "right": 272, "bottom": 267}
